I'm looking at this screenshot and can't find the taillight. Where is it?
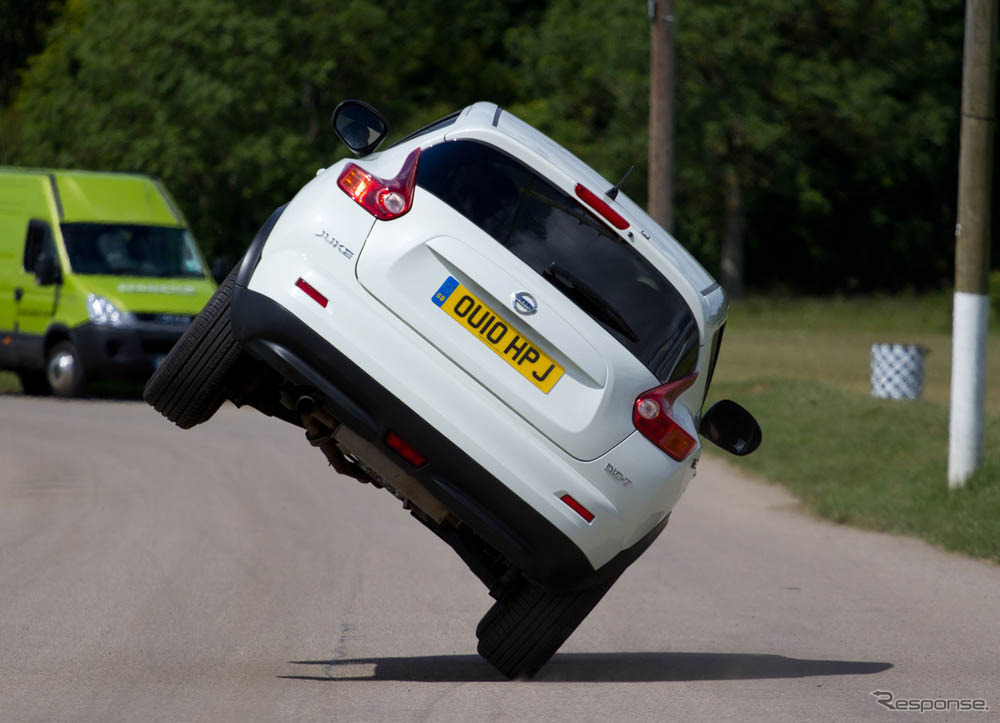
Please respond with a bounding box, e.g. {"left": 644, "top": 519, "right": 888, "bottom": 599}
{"left": 338, "top": 148, "right": 421, "bottom": 220}
{"left": 575, "top": 184, "right": 630, "bottom": 230}
{"left": 633, "top": 373, "right": 699, "bottom": 461}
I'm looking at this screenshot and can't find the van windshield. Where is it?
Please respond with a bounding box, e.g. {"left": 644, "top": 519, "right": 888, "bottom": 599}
{"left": 60, "top": 223, "right": 207, "bottom": 278}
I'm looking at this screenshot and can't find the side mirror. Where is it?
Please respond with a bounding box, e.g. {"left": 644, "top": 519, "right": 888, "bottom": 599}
{"left": 699, "top": 399, "right": 762, "bottom": 456}
{"left": 35, "top": 252, "right": 61, "bottom": 286}
{"left": 331, "top": 100, "right": 388, "bottom": 156}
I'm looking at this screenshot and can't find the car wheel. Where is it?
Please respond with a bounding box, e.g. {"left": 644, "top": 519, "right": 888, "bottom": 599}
{"left": 46, "top": 341, "right": 86, "bottom": 397}
{"left": 476, "top": 575, "right": 617, "bottom": 679}
{"left": 17, "top": 369, "right": 51, "bottom": 396}
{"left": 143, "top": 266, "right": 246, "bottom": 428}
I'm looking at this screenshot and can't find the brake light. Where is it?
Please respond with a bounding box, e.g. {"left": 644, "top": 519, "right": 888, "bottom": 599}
{"left": 338, "top": 148, "right": 421, "bottom": 220}
{"left": 575, "top": 184, "right": 630, "bottom": 230}
{"left": 385, "top": 430, "right": 427, "bottom": 468}
{"left": 633, "top": 373, "right": 699, "bottom": 461}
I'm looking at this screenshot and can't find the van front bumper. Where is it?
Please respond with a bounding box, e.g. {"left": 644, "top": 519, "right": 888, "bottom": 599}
{"left": 71, "top": 322, "right": 188, "bottom": 382}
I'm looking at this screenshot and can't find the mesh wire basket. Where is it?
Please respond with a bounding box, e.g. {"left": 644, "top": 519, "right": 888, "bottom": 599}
{"left": 870, "top": 343, "right": 928, "bottom": 400}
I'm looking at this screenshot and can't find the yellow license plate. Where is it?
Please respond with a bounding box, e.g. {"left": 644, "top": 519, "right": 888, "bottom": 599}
{"left": 432, "top": 276, "right": 564, "bottom": 393}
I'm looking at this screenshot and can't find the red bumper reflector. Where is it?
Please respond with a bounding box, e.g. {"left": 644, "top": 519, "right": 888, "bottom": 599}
{"left": 295, "top": 277, "right": 328, "bottom": 308}
{"left": 385, "top": 431, "right": 428, "bottom": 468}
{"left": 560, "top": 493, "right": 595, "bottom": 523}
{"left": 575, "top": 184, "right": 630, "bottom": 230}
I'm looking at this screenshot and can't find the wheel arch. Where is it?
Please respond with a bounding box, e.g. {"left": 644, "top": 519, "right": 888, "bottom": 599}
{"left": 43, "top": 324, "right": 73, "bottom": 359}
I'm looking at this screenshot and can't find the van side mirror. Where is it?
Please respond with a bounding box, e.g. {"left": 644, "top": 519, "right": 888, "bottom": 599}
{"left": 332, "top": 100, "right": 388, "bottom": 156}
{"left": 699, "top": 399, "right": 762, "bottom": 456}
{"left": 34, "top": 252, "right": 61, "bottom": 286}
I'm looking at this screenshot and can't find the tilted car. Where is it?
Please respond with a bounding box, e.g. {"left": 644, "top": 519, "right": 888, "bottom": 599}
{"left": 145, "top": 100, "right": 761, "bottom": 679}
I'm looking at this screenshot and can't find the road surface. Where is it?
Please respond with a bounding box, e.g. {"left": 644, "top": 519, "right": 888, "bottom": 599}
{"left": 2, "top": 396, "right": 997, "bottom": 721}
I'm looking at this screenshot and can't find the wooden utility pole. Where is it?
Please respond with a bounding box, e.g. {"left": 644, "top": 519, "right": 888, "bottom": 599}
{"left": 948, "top": 0, "right": 997, "bottom": 488}
{"left": 648, "top": 0, "right": 675, "bottom": 233}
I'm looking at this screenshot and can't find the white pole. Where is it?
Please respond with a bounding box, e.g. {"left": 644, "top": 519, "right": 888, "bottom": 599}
{"left": 948, "top": 0, "right": 996, "bottom": 489}
{"left": 948, "top": 291, "right": 989, "bottom": 487}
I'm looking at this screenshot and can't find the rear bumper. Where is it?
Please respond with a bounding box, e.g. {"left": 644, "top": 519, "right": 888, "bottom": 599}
{"left": 72, "top": 323, "right": 186, "bottom": 381}
{"left": 230, "top": 281, "right": 667, "bottom": 591}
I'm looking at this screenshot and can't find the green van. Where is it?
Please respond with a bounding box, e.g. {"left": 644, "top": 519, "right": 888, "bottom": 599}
{"left": 0, "top": 168, "right": 215, "bottom": 396}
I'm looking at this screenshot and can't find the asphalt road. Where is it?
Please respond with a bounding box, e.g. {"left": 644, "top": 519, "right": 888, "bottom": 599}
{"left": 2, "top": 396, "right": 998, "bottom": 722}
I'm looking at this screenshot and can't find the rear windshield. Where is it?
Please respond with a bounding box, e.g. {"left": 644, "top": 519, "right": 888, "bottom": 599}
{"left": 417, "top": 140, "right": 698, "bottom": 382}
{"left": 61, "top": 223, "right": 207, "bottom": 278}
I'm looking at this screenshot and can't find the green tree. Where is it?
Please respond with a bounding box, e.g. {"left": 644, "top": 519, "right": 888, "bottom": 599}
{"left": 4, "top": 0, "right": 538, "bottom": 259}
{"left": 671, "top": 0, "right": 962, "bottom": 294}
{"left": 739, "top": 0, "right": 964, "bottom": 292}
{"left": 4, "top": 0, "right": 970, "bottom": 293}
{"left": 508, "top": 0, "right": 965, "bottom": 294}
{"left": 0, "top": 0, "right": 64, "bottom": 104}
{"left": 505, "top": 0, "right": 651, "bottom": 201}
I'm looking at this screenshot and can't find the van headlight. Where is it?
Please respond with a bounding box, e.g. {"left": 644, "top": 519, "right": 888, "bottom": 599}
{"left": 86, "top": 294, "right": 134, "bottom": 326}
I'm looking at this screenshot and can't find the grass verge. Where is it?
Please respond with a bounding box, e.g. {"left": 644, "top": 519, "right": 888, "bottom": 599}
{"left": 710, "top": 290, "right": 1000, "bottom": 563}
{"left": 0, "top": 371, "right": 20, "bottom": 393}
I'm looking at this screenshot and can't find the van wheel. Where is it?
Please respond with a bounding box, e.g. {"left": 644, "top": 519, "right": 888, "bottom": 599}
{"left": 46, "top": 342, "right": 86, "bottom": 397}
{"left": 476, "top": 576, "right": 617, "bottom": 679}
{"left": 17, "top": 370, "right": 51, "bottom": 396}
{"left": 143, "top": 266, "right": 245, "bottom": 429}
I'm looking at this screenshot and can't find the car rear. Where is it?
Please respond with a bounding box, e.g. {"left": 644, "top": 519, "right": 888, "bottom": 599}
{"left": 356, "top": 108, "right": 725, "bottom": 505}
{"left": 235, "top": 102, "right": 726, "bottom": 577}
{"left": 150, "top": 100, "right": 736, "bottom": 679}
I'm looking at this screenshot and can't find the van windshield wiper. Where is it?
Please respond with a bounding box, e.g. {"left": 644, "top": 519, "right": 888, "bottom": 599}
{"left": 542, "top": 263, "right": 639, "bottom": 343}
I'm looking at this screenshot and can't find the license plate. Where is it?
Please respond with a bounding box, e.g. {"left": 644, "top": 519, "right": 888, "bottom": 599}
{"left": 432, "top": 276, "right": 564, "bottom": 393}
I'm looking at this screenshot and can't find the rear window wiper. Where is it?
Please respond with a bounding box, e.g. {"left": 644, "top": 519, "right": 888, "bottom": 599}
{"left": 542, "top": 262, "right": 640, "bottom": 343}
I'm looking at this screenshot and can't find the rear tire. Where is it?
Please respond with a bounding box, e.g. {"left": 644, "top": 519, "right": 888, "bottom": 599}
{"left": 476, "top": 576, "right": 617, "bottom": 679}
{"left": 143, "top": 266, "right": 246, "bottom": 428}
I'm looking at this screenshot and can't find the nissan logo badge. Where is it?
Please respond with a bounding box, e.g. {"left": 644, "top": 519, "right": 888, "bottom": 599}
{"left": 512, "top": 291, "right": 538, "bottom": 315}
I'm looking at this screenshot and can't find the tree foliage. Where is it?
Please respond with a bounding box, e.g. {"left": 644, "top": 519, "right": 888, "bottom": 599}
{"left": 0, "top": 0, "right": 979, "bottom": 292}
{"left": 736, "top": 0, "right": 965, "bottom": 292}
{"left": 510, "top": 0, "right": 966, "bottom": 292}
{"left": 0, "top": 0, "right": 64, "bottom": 104}
{"left": 2, "top": 0, "right": 538, "bottom": 259}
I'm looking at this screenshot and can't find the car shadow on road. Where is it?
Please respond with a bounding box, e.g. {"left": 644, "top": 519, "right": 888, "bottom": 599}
{"left": 280, "top": 652, "right": 892, "bottom": 683}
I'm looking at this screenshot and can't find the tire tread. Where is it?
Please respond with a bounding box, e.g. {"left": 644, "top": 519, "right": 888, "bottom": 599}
{"left": 143, "top": 267, "right": 244, "bottom": 428}
{"left": 476, "top": 576, "right": 616, "bottom": 679}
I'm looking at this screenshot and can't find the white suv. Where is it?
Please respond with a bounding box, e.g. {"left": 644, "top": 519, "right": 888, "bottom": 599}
{"left": 145, "top": 100, "right": 761, "bottom": 679}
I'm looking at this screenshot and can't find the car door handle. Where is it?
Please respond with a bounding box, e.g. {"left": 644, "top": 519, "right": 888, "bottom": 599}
{"left": 14, "top": 287, "right": 23, "bottom": 302}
